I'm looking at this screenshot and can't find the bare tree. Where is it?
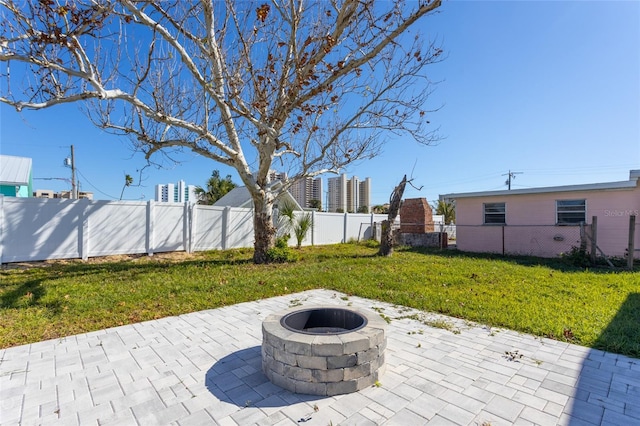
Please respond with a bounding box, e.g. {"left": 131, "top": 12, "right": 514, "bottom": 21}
{"left": 378, "top": 174, "right": 407, "bottom": 256}
{"left": 0, "top": 0, "right": 443, "bottom": 263}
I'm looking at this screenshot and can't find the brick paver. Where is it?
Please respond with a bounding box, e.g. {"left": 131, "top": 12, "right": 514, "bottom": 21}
{"left": 1, "top": 289, "right": 639, "bottom": 425}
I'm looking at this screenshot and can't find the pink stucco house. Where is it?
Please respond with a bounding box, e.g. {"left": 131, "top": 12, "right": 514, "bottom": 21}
{"left": 440, "top": 170, "right": 640, "bottom": 259}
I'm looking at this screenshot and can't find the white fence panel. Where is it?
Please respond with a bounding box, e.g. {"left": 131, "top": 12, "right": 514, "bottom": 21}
{"left": 154, "top": 203, "right": 187, "bottom": 253}
{"left": 1, "top": 197, "right": 83, "bottom": 262}
{"left": 313, "top": 212, "right": 346, "bottom": 244}
{"left": 191, "top": 205, "right": 225, "bottom": 251}
{"left": 87, "top": 201, "right": 147, "bottom": 257}
{"left": 1, "top": 196, "right": 411, "bottom": 263}
{"left": 345, "top": 213, "right": 372, "bottom": 242}
{"left": 226, "top": 207, "right": 254, "bottom": 249}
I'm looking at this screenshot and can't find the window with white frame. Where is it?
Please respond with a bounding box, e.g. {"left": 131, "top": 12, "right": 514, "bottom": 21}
{"left": 484, "top": 202, "right": 506, "bottom": 224}
{"left": 556, "top": 199, "right": 586, "bottom": 225}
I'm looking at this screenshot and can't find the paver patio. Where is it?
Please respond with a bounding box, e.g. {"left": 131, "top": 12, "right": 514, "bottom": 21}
{"left": 1, "top": 289, "right": 639, "bottom": 425}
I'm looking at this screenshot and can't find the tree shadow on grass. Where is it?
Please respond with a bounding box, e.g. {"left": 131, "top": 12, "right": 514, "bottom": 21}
{"left": 205, "top": 346, "right": 323, "bottom": 409}
{"left": 592, "top": 293, "right": 640, "bottom": 359}
{"left": 565, "top": 293, "right": 640, "bottom": 424}
{"left": 0, "top": 278, "right": 46, "bottom": 308}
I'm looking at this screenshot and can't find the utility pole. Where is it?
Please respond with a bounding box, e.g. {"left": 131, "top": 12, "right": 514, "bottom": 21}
{"left": 70, "top": 145, "right": 77, "bottom": 199}
{"left": 64, "top": 145, "right": 77, "bottom": 199}
{"left": 503, "top": 170, "right": 523, "bottom": 190}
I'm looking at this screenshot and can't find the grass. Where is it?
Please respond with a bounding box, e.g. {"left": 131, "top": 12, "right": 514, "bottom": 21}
{"left": 1, "top": 243, "right": 639, "bottom": 358}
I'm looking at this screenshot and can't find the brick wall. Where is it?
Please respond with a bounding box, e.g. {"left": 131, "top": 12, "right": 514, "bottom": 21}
{"left": 400, "top": 198, "right": 434, "bottom": 233}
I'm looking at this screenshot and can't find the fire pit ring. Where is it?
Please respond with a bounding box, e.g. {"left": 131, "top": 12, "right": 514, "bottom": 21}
{"left": 262, "top": 306, "right": 387, "bottom": 396}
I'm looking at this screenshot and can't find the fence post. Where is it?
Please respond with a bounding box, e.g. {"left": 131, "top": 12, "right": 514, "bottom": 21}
{"left": 80, "top": 200, "right": 89, "bottom": 261}
{"left": 0, "top": 195, "right": 3, "bottom": 264}
{"left": 590, "top": 216, "right": 597, "bottom": 263}
{"left": 343, "top": 212, "right": 348, "bottom": 243}
{"left": 628, "top": 215, "right": 636, "bottom": 270}
{"left": 222, "top": 206, "right": 231, "bottom": 250}
{"left": 182, "top": 202, "right": 189, "bottom": 253}
{"left": 370, "top": 213, "right": 374, "bottom": 240}
{"left": 189, "top": 203, "right": 197, "bottom": 253}
{"left": 311, "top": 210, "right": 315, "bottom": 246}
{"left": 146, "top": 201, "right": 155, "bottom": 256}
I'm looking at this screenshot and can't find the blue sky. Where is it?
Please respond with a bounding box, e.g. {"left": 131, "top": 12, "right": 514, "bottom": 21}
{"left": 1, "top": 1, "right": 639, "bottom": 206}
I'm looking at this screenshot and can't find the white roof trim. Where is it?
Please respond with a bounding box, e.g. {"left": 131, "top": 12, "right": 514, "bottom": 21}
{"left": 441, "top": 170, "right": 639, "bottom": 200}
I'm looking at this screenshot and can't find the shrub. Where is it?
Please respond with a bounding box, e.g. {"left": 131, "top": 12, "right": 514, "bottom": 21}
{"left": 266, "top": 235, "right": 298, "bottom": 263}
{"left": 560, "top": 246, "right": 590, "bottom": 268}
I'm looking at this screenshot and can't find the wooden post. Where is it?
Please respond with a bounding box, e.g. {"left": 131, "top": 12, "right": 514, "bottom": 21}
{"left": 628, "top": 215, "right": 636, "bottom": 270}
{"left": 590, "top": 216, "right": 597, "bottom": 263}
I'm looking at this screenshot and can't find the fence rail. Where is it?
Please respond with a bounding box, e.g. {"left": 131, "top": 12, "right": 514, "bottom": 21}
{"left": 0, "top": 196, "right": 391, "bottom": 263}
{"left": 455, "top": 224, "right": 588, "bottom": 258}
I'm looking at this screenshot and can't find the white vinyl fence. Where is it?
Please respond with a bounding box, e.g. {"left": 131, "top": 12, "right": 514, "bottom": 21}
{"left": 0, "top": 196, "right": 388, "bottom": 263}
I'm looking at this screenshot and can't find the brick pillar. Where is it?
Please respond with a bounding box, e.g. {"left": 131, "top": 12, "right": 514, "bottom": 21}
{"left": 400, "top": 198, "right": 434, "bottom": 233}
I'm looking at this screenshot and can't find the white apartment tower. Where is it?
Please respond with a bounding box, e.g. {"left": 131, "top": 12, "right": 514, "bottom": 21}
{"left": 347, "top": 176, "right": 360, "bottom": 213}
{"left": 327, "top": 174, "right": 348, "bottom": 212}
{"left": 359, "top": 177, "right": 372, "bottom": 212}
{"left": 268, "top": 170, "right": 288, "bottom": 183}
{"left": 290, "top": 177, "right": 324, "bottom": 209}
{"left": 155, "top": 180, "right": 197, "bottom": 203}
{"left": 327, "top": 174, "right": 371, "bottom": 212}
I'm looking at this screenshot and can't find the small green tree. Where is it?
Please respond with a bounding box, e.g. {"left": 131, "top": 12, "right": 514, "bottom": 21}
{"left": 293, "top": 212, "right": 313, "bottom": 248}
{"left": 309, "top": 199, "right": 322, "bottom": 212}
{"left": 372, "top": 205, "right": 389, "bottom": 214}
{"left": 277, "top": 201, "right": 313, "bottom": 248}
{"left": 434, "top": 199, "right": 456, "bottom": 225}
{"left": 357, "top": 205, "right": 369, "bottom": 213}
{"left": 195, "top": 170, "right": 237, "bottom": 205}
{"left": 119, "top": 174, "right": 134, "bottom": 200}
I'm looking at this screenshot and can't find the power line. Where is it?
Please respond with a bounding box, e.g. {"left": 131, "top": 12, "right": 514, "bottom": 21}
{"left": 75, "top": 168, "right": 119, "bottom": 199}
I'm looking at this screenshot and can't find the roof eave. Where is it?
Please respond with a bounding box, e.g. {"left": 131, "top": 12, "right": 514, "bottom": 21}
{"left": 441, "top": 180, "right": 638, "bottom": 200}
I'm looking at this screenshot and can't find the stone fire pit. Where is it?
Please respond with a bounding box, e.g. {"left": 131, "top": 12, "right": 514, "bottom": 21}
{"left": 261, "top": 306, "right": 387, "bottom": 396}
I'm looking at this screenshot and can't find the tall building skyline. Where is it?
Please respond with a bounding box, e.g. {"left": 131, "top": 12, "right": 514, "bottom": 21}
{"left": 290, "top": 177, "right": 324, "bottom": 210}
{"left": 155, "top": 180, "right": 197, "bottom": 203}
{"left": 327, "top": 174, "right": 347, "bottom": 212}
{"left": 327, "top": 173, "right": 371, "bottom": 212}
{"left": 267, "top": 170, "right": 371, "bottom": 212}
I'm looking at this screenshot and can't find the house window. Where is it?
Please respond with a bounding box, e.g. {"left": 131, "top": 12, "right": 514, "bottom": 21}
{"left": 484, "top": 202, "right": 506, "bottom": 224}
{"left": 556, "top": 199, "right": 586, "bottom": 225}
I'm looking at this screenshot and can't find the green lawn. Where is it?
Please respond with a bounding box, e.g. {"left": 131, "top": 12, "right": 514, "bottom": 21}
{"left": 1, "top": 243, "right": 639, "bottom": 358}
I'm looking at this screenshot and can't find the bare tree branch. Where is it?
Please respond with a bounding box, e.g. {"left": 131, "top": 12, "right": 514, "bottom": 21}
{"left": 0, "top": 0, "right": 444, "bottom": 263}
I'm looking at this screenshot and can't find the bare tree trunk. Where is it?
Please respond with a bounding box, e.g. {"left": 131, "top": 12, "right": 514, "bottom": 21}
{"left": 253, "top": 197, "right": 277, "bottom": 264}
{"left": 379, "top": 175, "right": 407, "bottom": 256}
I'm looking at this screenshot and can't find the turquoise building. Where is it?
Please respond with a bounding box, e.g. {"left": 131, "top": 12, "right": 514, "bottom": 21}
{"left": 0, "top": 155, "right": 33, "bottom": 197}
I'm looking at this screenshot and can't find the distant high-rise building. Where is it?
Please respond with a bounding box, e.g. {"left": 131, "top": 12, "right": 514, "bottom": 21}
{"left": 268, "top": 170, "right": 288, "bottom": 183}
{"left": 359, "top": 177, "right": 371, "bottom": 213}
{"left": 57, "top": 190, "right": 94, "bottom": 200}
{"left": 327, "top": 174, "right": 348, "bottom": 212}
{"left": 347, "top": 176, "right": 360, "bottom": 213}
{"left": 290, "top": 177, "right": 323, "bottom": 210}
{"left": 327, "top": 174, "right": 371, "bottom": 212}
{"left": 155, "top": 180, "right": 197, "bottom": 203}
{"left": 34, "top": 189, "right": 55, "bottom": 199}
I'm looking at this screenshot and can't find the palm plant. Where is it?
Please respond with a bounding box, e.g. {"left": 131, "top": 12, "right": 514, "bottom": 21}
{"left": 277, "top": 201, "right": 313, "bottom": 248}
{"left": 195, "top": 170, "right": 237, "bottom": 205}
{"left": 434, "top": 199, "right": 455, "bottom": 224}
